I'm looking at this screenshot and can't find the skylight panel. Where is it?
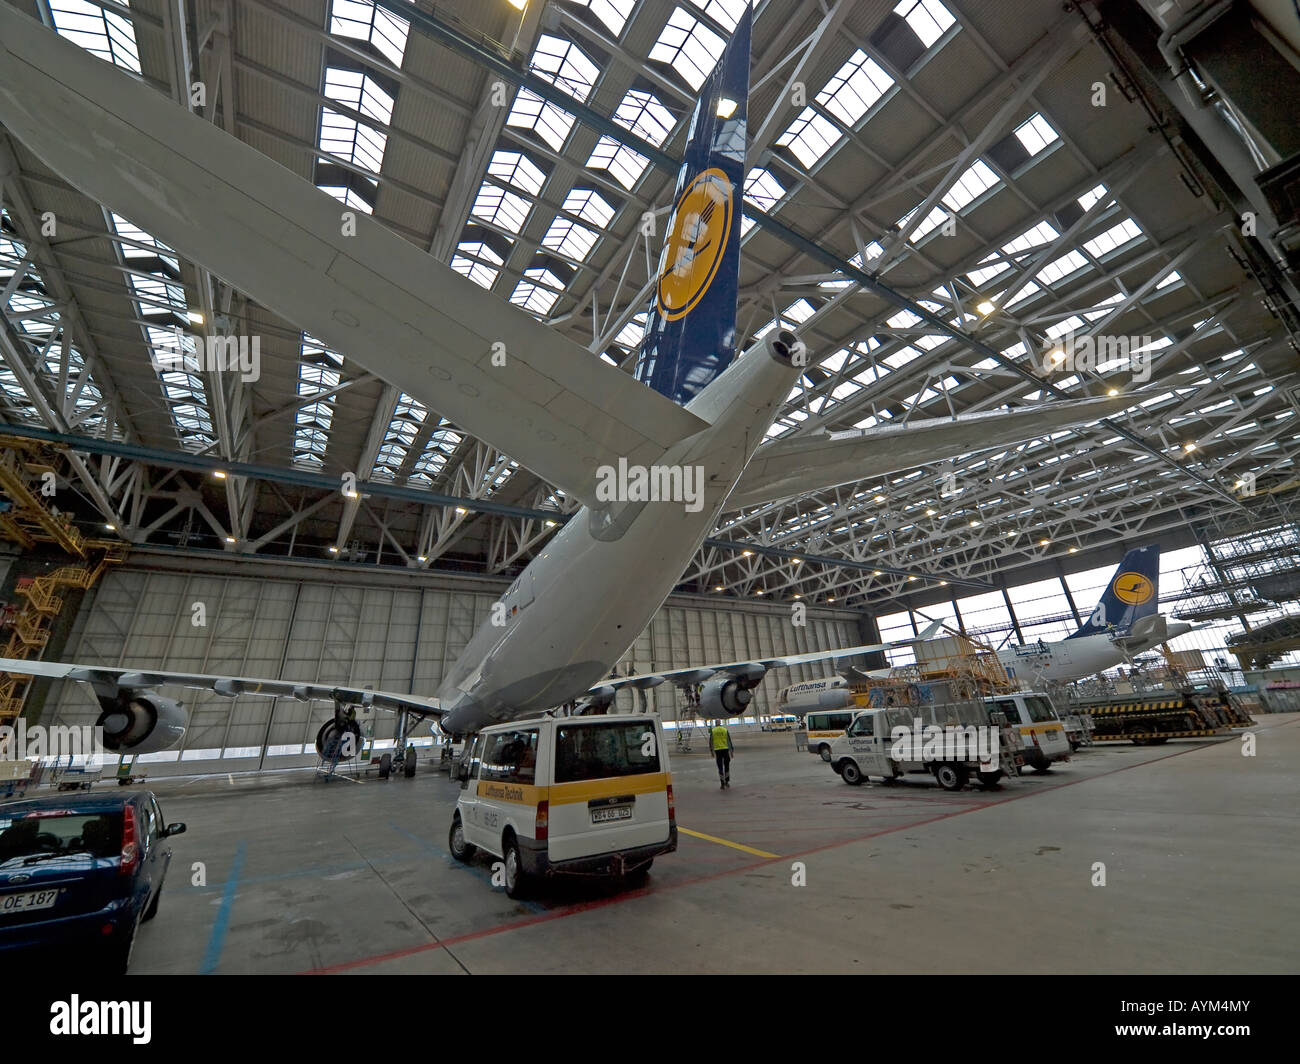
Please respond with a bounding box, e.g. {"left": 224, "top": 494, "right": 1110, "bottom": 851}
{"left": 689, "top": 0, "right": 747, "bottom": 31}
{"left": 470, "top": 182, "right": 533, "bottom": 234}
{"left": 1077, "top": 184, "right": 1108, "bottom": 211}
{"left": 614, "top": 312, "right": 648, "bottom": 349}
{"left": 541, "top": 215, "right": 600, "bottom": 261}
{"left": 743, "top": 168, "right": 785, "bottom": 210}
{"left": 1013, "top": 113, "right": 1059, "bottom": 157}
{"left": 294, "top": 335, "right": 344, "bottom": 467}
{"left": 900, "top": 203, "right": 949, "bottom": 243}
{"left": 1155, "top": 269, "right": 1182, "bottom": 289}
{"left": 318, "top": 186, "right": 374, "bottom": 214}
{"left": 587, "top": 137, "right": 650, "bottom": 189}
{"left": 563, "top": 188, "right": 615, "bottom": 228}
{"left": 409, "top": 424, "right": 462, "bottom": 483}
{"left": 942, "top": 160, "right": 999, "bottom": 212}
{"left": 1002, "top": 220, "right": 1059, "bottom": 257}
{"left": 612, "top": 89, "right": 675, "bottom": 148}
{"left": 572, "top": 0, "right": 635, "bottom": 36}
{"left": 966, "top": 253, "right": 1008, "bottom": 287}
{"left": 328, "top": 0, "right": 409, "bottom": 67}
{"left": 511, "top": 268, "right": 566, "bottom": 317}
{"left": 487, "top": 150, "right": 547, "bottom": 196}
{"left": 817, "top": 50, "right": 894, "bottom": 128}
{"left": 506, "top": 90, "right": 577, "bottom": 152}
{"left": 530, "top": 34, "right": 600, "bottom": 102}
{"left": 320, "top": 67, "right": 394, "bottom": 176}
{"left": 777, "top": 108, "right": 843, "bottom": 168}
{"left": 650, "top": 7, "right": 726, "bottom": 91}
{"left": 49, "top": 0, "right": 141, "bottom": 73}
{"left": 1082, "top": 218, "right": 1143, "bottom": 258}
{"left": 451, "top": 240, "right": 504, "bottom": 289}
{"left": 893, "top": 0, "right": 956, "bottom": 49}
{"left": 1037, "top": 249, "right": 1089, "bottom": 286}
{"left": 372, "top": 394, "right": 426, "bottom": 478}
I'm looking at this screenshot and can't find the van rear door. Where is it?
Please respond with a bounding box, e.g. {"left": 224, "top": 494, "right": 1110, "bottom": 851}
{"left": 547, "top": 719, "right": 670, "bottom": 862}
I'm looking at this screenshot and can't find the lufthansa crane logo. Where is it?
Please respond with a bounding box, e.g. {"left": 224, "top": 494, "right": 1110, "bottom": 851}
{"left": 1112, "top": 572, "right": 1154, "bottom": 605}
{"left": 656, "top": 168, "right": 733, "bottom": 321}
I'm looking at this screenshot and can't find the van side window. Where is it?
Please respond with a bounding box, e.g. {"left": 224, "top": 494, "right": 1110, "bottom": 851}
{"left": 995, "top": 700, "right": 1020, "bottom": 723}
{"left": 479, "top": 729, "right": 539, "bottom": 785}
{"left": 848, "top": 715, "right": 874, "bottom": 737}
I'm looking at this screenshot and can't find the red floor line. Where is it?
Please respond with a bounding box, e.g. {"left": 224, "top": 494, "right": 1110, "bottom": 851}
{"left": 305, "top": 728, "right": 1281, "bottom": 974}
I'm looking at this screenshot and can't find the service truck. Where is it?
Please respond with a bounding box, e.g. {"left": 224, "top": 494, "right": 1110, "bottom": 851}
{"left": 829, "top": 704, "right": 1024, "bottom": 791}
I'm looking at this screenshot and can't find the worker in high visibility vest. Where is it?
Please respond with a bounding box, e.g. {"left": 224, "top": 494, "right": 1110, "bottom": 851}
{"left": 710, "top": 720, "right": 735, "bottom": 789}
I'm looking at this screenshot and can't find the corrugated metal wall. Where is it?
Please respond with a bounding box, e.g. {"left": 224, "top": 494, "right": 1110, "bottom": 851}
{"left": 44, "top": 565, "right": 858, "bottom": 770}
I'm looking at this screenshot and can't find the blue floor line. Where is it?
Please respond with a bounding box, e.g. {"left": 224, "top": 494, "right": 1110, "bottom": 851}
{"left": 200, "top": 840, "right": 245, "bottom": 974}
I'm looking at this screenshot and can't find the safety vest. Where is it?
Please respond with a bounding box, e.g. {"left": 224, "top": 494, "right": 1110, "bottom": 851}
{"left": 711, "top": 725, "right": 730, "bottom": 751}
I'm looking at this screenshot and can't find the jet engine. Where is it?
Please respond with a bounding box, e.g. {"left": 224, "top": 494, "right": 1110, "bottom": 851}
{"left": 315, "top": 717, "right": 364, "bottom": 759}
{"left": 94, "top": 692, "right": 187, "bottom": 754}
{"left": 698, "top": 664, "right": 767, "bottom": 717}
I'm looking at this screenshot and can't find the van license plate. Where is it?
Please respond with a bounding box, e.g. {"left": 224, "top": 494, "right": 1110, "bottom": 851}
{"left": 591, "top": 807, "right": 632, "bottom": 824}
{"left": 1, "top": 889, "right": 59, "bottom": 915}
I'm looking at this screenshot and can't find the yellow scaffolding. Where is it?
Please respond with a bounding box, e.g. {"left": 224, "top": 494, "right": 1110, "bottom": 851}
{"left": 0, "top": 436, "right": 126, "bottom": 726}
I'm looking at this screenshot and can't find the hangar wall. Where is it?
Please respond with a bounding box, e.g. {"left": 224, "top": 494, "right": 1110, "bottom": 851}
{"left": 40, "top": 556, "right": 860, "bottom": 773}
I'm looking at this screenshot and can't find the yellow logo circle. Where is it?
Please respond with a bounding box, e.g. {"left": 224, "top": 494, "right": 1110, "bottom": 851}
{"left": 1112, "top": 572, "right": 1154, "bottom": 605}
{"left": 656, "top": 168, "right": 733, "bottom": 322}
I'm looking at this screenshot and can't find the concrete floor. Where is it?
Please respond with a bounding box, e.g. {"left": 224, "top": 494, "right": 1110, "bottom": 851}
{"left": 128, "top": 713, "right": 1300, "bottom": 974}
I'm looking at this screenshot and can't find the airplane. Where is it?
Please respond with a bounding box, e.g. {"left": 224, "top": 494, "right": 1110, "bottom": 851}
{"left": 0, "top": 4, "right": 1134, "bottom": 766}
{"left": 994, "top": 544, "right": 1199, "bottom": 684}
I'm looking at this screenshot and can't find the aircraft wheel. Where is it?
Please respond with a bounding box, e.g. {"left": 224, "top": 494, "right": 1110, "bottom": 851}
{"left": 404, "top": 750, "right": 417, "bottom": 778}
{"left": 378, "top": 753, "right": 392, "bottom": 779}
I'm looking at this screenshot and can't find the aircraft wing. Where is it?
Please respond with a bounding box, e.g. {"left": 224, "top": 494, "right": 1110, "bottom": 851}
{"left": 727, "top": 396, "right": 1130, "bottom": 509}
{"left": 595, "top": 621, "right": 942, "bottom": 691}
{"left": 0, "top": 658, "right": 442, "bottom": 719}
{"left": 0, "top": 9, "right": 709, "bottom": 512}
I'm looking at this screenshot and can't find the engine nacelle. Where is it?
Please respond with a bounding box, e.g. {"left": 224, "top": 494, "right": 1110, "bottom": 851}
{"left": 315, "top": 718, "right": 363, "bottom": 759}
{"left": 95, "top": 692, "right": 187, "bottom": 754}
{"left": 699, "top": 664, "right": 767, "bottom": 717}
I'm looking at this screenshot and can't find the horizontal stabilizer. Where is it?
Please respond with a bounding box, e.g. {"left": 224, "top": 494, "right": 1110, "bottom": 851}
{"left": 727, "top": 395, "right": 1131, "bottom": 509}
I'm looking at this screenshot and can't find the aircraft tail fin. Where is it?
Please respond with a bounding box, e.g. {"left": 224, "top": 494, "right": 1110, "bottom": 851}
{"left": 633, "top": 3, "right": 751, "bottom": 405}
{"left": 1068, "top": 545, "right": 1161, "bottom": 638}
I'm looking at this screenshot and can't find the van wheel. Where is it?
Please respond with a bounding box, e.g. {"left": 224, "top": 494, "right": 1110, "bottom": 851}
{"left": 503, "top": 837, "right": 529, "bottom": 899}
{"left": 1031, "top": 760, "right": 1052, "bottom": 773}
{"left": 841, "top": 761, "right": 863, "bottom": 786}
{"left": 880, "top": 775, "right": 898, "bottom": 786}
{"left": 449, "top": 814, "right": 475, "bottom": 862}
{"left": 818, "top": 745, "right": 832, "bottom": 762}
{"left": 977, "top": 770, "right": 1003, "bottom": 789}
{"left": 934, "top": 764, "right": 968, "bottom": 791}
{"left": 625, "top": 860, "right": 653, "bottom": 886}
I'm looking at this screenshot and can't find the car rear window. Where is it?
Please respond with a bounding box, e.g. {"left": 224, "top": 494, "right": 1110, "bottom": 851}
{"left": 0, "top": 811, "right": 124, "bottom": 865}
{"left": 554, "top": 721, "right": 661, "bottom": 783}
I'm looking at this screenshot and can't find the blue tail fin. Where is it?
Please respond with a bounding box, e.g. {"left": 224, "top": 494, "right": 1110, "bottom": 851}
{"left": 1068, "top": 545, "right": 1161, "bottom": 638}
{"left": 633, "top": 4, "right": 751, "bottom": 405}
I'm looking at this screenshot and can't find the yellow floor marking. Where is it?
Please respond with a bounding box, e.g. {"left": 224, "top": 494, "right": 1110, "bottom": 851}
{"left": 680, "top": 827, "right": 778, "bottom": 859}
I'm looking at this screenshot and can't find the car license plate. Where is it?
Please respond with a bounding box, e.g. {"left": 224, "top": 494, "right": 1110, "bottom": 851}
{"left": 591, "top": 806, "right": 632, "bottom": 824}
{"left": 1, "top": 888, "right": 59, "bottom": 915}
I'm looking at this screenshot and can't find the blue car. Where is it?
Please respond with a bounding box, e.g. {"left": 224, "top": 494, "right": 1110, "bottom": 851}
{"left": 0, "top": 790, "right": 186, "bottom": 972}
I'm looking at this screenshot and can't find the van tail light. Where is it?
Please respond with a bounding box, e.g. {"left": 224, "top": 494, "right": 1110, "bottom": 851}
{"left": 1029, "top": 730, "right": 1041, "bottom": 747}
{"left": 119, "top": 806, "right": 141, "bottom": 876}
{"left": 535, "top": 800, "right": 548, "bottom": 842}
{"left": 667, "top": 784, "right": 676, "bottom": 826}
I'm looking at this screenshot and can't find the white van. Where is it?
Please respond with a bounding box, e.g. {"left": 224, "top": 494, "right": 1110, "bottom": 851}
{"left": 803, "top": 708, "right": 858, "bottom": 760}
{"left": 983, "top": 692, "right": 1071, "bottom": 772}
{"left": 448, "top": 713, "right": 677, "bottom": 897}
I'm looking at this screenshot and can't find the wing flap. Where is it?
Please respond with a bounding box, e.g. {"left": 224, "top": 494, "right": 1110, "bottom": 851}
{"left": 729, "top": 396, "right": 1130, "bottom": 509}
